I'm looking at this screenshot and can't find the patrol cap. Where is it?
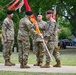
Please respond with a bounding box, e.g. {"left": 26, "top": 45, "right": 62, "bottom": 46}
{"left": 46, "top": 10, "right": 52, "bottom": 15}
{"left": 37, "top": 12, "right": 42, "bottom": 15}
{"left": 7, "top": 10, "right": 14, "bottom": 15}
{"left": 25, "top": 10, "right": 33, "bottom": 16}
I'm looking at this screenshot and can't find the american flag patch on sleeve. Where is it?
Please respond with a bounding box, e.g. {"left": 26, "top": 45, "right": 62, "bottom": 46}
{"left": 50, "top": 25, "right": 53, "bottom": 28}
{"left": 2, "top": 23, "right": 6, "bottom": 26}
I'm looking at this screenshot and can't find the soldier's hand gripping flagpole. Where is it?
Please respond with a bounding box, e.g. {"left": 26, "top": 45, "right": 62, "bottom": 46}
{"left": 30, "top": 18, "right": 52, "bottom": 60}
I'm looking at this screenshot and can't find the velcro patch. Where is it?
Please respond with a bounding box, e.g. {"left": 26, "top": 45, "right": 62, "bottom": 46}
{"left": 50, "top": 25, "right": 53, "bottom": 28}
{"left": 2, "top": 23, "right": 6, "bottom": 27}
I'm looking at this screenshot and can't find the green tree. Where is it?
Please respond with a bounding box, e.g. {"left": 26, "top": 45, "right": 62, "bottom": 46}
{"left": 59, "top": 27, "right": 72, "bottom": 39}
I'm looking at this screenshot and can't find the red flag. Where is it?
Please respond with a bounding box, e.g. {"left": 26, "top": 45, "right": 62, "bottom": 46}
{"left": 15, "top": 0, "right": 24, "bottom": 12}
{"left": 8, "top": 0, "right": 24, "bottom": 12}
{"left": 23, "top": 0, "right": 36, "bottom": 20}
{"left": 53, "top": 6, "right": 56, "bottom": 20}
{"left": 23, "top": 0, "right": 31, "bottom": 11}
{"left": 8, "top": 0, "right": 19, "bottom": 10}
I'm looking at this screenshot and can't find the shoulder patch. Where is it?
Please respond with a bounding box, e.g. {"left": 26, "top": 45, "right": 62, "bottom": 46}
{"left": 2, "top": 23, "right": 6, "bottom": 27}
{"left": 50, "top": 25, "right": 53, "bottom": 28}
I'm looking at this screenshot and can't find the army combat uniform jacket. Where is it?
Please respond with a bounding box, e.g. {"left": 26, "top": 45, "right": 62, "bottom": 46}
{"left": 33, "top": 20, "right": 46, "bottom": 42}
{"left": 18, "top": 16, "right": 38, "bottom": 41}
{"left": 2, "top": 17, "right": 14, "bottom": 44}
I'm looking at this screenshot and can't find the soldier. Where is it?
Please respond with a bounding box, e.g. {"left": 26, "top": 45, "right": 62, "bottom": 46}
{"left": 41, "top": 10, "right": 61, "bottom": 68}
{"left": 18, "top": 10, "right": 42, "bottom": 68}
{"left": 2, "top": 10, "right": 15, "bottom": 66}
{"left": 33, "top": 12, "right": 46, "bottom": 66}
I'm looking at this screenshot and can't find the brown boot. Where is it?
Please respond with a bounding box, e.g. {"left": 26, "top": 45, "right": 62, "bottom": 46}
{"left": 34, "top": 61, "right": 40, "bottom": 66}
{"left": 39, "top": 61, "right": 43, "bottom": 66}
{"left": 23, "top": 64, "right": 30, "bottom": 68}
{"left": 5, "top": 59, "right": 12, "bottom": 66}
{"left": 53, "top": 60, "right": 61, "bottom": 67}
{"left": 9, "top": 59, "right": 15, "bottom": 66}
{"left": 40, "top": 62, "right": 50, "bottom": 68}
{"left": 34, "top": 61, "right": 42, "bottom": 66}
{"left": 20, "top": 63, "right": 30, "bottom": 68}
{"left": 20, "top": 63, "right": 23, "bottom": 68}
{"left": 20, "top": 65, "right": 30, "bottom": 68}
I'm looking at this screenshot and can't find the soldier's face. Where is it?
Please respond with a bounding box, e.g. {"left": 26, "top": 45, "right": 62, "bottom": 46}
{"left": 29, "top": 15, "right": 32, "bottom": 19}
{"left": 10, "top": 13, "right": 14, "bottom": 18}
{"left": 46, "top": 14, "right": 52, "bottom": 20}
{"left": 37, "top": 15, "right": 42, "bottom": 21}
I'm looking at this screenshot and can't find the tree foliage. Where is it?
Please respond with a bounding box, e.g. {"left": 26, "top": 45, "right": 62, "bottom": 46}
{"left": 58, "top": 27, "right": 72, "bottom": 39}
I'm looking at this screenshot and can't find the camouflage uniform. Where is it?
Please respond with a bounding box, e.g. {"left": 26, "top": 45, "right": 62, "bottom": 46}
{"left": 18, "top": 15, "right": 38, "bottom": 68}
{"left": 2, "top": 17, "right": 14, "bottom": 65}
{"left": 33, "top": 20, "right": 46, "bottom": 66}
{"left": 41, "top": 19, "right": 61, "bottom": 68}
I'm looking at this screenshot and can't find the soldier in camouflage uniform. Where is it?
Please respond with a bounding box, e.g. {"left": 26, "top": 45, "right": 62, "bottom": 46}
{"left": 41, "top": 10, "right": 61, "bottom": 68}
{"left": 2, "top": 10, "right": 15, "bottom": 66}
{"left": 17, "top": 11, "right": 42, "bottom": 68}
{"left": 33, "top": 13, "right": 46, "bottom": 66}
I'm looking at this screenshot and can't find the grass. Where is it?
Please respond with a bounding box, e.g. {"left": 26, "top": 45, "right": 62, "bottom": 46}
{"left": 0, "top": 71, "right": 76, "bottom": 75}
{"left": 0, "top": 49, "right": 76, "bottom": 66}
{"left": 60, "top": 49, "right": 76, "bottom": 66}
{"left": 0, "top": 49, "right": 76, "bottom": 75}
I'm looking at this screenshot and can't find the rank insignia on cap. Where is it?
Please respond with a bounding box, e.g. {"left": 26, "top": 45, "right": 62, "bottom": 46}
{"left": 37, "top": 12, "right": 42, "bottom": 15}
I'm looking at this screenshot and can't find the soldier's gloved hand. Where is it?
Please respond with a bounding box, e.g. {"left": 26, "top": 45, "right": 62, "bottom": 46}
{"left": 4, "top": 40, "right": 7, "bottom": 43}
{"left": 34, "top": 22, "right": 37, "bottom": 26}
{"left": 39, "top": 33, "right": 44, "bottom": 39}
